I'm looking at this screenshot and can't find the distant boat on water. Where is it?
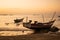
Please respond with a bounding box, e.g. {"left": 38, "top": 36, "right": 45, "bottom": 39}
{"left": 5, "top": 18, "right": 24, "bottom": 25}
{"left": 14, "top": 18, "right": 24, "bottom": 23}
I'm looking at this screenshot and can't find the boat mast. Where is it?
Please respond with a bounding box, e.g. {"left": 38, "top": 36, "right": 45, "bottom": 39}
{"left": 26, "top": 16, "right": 28, "bottom": 22}
{"left": 42, "top": 14, "right": 44, "bottom": 22}
{"left": 50, "top": 12, "right": 56, "bottom": 21}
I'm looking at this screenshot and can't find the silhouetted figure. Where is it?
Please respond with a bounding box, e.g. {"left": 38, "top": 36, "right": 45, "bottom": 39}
{"left": 28, "top": 20, "right": 32, "bottom": 24}
{"left": 34, "top": 21, "right": 38, "bottom": 24}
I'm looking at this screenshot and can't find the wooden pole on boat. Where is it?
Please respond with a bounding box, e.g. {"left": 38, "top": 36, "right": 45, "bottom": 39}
{"left": 26, "top": 16, "right": 28, "bottom": 22}
{"left": 42, "top": 14, "right": 44, "bottom": 22}
{"left": 50, "top": 12, "right": 56, "bottom": 21}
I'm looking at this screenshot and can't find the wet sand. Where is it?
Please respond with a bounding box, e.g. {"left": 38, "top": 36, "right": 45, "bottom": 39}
{"left": 0, "top": 32, "right": 60, "bottom": 40}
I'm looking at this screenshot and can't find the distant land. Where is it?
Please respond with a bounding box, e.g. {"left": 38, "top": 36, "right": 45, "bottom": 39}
{"left": 0, "top": 14, "right": 41, "bottom": 16}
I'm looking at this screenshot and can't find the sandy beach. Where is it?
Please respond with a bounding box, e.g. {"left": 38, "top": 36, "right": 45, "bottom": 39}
{"left": 0, "top": 32, "right": 60, "bottom": 40}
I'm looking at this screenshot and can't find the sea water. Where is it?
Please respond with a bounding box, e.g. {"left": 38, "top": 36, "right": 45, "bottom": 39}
{"left": 0, "top": 14, "right": 60, "bottom": 36}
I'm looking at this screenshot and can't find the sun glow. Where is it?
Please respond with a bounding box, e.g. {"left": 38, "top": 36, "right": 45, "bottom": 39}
{"left": 0, "top": 0, "right": 60, "bottom": 14}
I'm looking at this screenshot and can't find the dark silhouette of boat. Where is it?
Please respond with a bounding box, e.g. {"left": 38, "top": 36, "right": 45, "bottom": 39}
{"left": 23, "top": 20, "right": 57, "bottom": 33}
{"left": 23, "top": 19, "right": 59, "bottom": 33}
{"left": 14, "top": 18, "right": 24, "bottom": 23}
{"left": 23, "top": 12, "right": 59, "bottom": 33}
{"left": 23, "top": 20, "right": 55, "bottom": 29}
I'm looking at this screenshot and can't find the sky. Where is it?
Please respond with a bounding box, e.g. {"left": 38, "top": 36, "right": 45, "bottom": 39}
{"left": 0, "top": 0, "right": 60, "bottom": 14}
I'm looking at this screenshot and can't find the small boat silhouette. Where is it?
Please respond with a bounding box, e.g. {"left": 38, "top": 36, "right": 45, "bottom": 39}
{"left": 14, "top": 18, "right": 24, "bottom": 23}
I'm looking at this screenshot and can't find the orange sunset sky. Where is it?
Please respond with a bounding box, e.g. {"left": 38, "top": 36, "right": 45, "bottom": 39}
{"left": 0, "top": 0, "right": 60, "bottom": 14}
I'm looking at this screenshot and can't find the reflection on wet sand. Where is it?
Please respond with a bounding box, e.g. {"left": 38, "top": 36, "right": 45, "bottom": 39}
{"left": 0, "top": 31, "right": 34, "bottom": 36}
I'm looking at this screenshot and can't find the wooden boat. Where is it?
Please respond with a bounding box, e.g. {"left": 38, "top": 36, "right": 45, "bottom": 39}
{"left": 23, "top": 12, "right": 59, "bottom": 33}
{"left": 23, "top": 20, "right": 56, "bottom": 29}
{"left": 23, "top": 20, "right": 58, "bottom": 33}
{"left": 14, "top": 18, "right": 24, "bottom": 23}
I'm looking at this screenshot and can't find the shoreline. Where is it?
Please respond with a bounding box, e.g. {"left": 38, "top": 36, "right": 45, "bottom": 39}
{"left": 0, "top": 33, "right": 60, "bottom": 40}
